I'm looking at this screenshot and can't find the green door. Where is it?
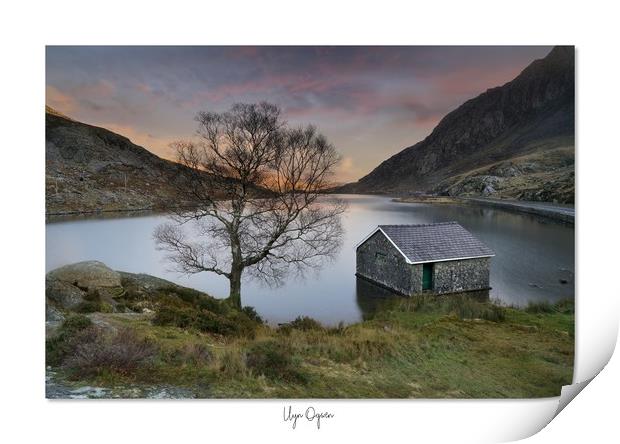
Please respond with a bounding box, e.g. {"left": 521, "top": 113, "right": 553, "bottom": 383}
{"left": 422, "top": 263, "right": 433, "bottom": 291}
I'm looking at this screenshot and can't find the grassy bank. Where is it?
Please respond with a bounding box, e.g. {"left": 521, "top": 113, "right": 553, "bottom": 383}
{"left": 46, "top": 286, "right": 573, "bottom": 399}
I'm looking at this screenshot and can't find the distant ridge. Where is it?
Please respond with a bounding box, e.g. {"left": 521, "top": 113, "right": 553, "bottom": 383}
{"left": 45, "top": 106, "right": 190, "bottom": 214}
{"left": 338, "top": 46, "right": 575, "bottom": 203}
{"left": 45, "top": 105, "right": 74, "bottom": 121}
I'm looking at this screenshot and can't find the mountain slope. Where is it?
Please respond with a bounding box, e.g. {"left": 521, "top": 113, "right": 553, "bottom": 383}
{"left": 46, "top": 109, "right": 189, "bottom": 214}
{"left": 339, "top": 46, "right": 575, "bottom": 203}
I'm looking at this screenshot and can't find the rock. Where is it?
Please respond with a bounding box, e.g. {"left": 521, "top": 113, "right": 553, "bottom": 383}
{"left": 88, "top": 313, "right": 119, "bottom": 333}
{"left": 46, "top": 303, "right": 65, "bottom": 323}
{"left": 47, "top": 260, "right": 121, "bottom": 290}
{"left": 334, "top": 46, "right": 574, "bottom": 200}
{"left": 482, "top": 184, "right": 496, "bottom": 196}
{"left": 118, "top": 271, "right": 180, "bottom": 291}
{"left": 68, "top": 386, "right": 110, "bottom": 399}
{"left": 46, "top": 278, "right": 86, "bottom": 309}
{"left": 46, "top": 303, "right": 66, "bottom": 337}
{"left": 46, "top": 109, "right": 208, "bottom": 214}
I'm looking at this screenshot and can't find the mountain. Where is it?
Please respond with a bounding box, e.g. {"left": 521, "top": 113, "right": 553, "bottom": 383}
{"left": 46, "top": 108, "right": 191, "bottom": 214}
{"left": 338, "top": 46, "right": 575, "bottom": 203}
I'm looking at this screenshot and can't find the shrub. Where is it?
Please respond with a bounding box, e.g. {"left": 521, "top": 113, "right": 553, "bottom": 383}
{"left": 226, "top": 311, "right": 260, "bottom": 338}
{"left": 183, "top": 343, "right": 213, "bottom": 365}
{"left": 163, "top": 286, "right": 202, "bottom": 305}
{"left": 246, "top": 341, "right": 308, "bottom": 383}
{"left": 74, "top": 301, "right": 101, "bottom": 313}
{"left": 197, "top": 296, "right": 228, "bottom": 315}
{"left": 127, "top": 301, "right": 149, "bottom": 313}
{"left": 479, "top": 304, "right": 506, "bottom": 322}
{"left": 84, "top": 289, "right": 101, "bottom": 302}
{"left": 72, "top": 289, "right": 114, "bottom": 313}
{"left": 219, "top": 349, "right": 246, "bottom": 378}
{"left": 241, "top": 306, "right": 263, "bottom": 324}
{"left": 119, "top": 286, "right": 146, "bottom": 301}
{"left": 288, "top": 316, "right": 324, "bottom": 331}
{"left": 152, "top": 296, "right": 259, "bottom": 338}
{"left": 152, "top": 304, "right": 196, "bottom": 328}
{"left": 193, "top": 310, "right": 239, "bottom": 336}
{"left": 46, "top": 315, "right": 93, "bottom": 366}
{"left": 64, "top": 327, "right": 157, "bottom": 378}
{"left": 196, "top": 310, "right": 258, "bottom": 338}
{"left": 458, "top": 302, "right": 506, "bottom": 322}
{"left": 525, "top": 301, "right": 555, "bottom": 314}
{"left": 277, "top": 324, "right": 293, "bottom": 336}
{"left": 73, "top": 289, "right": 103, "bottom": 313}
{"left": 327, "top": 321, "right": 347, "bottom": 336}
{"left": 60, "top": 314, "right": 93, "bottom": 333}
{"left": 162, "top": 342, "right": 213, "bottom": 366}
{"left": 553, "top": 299, "right": 574, "bottom": 314}
{"left": 442, "top": 296, "right": 506, "bottom": 322}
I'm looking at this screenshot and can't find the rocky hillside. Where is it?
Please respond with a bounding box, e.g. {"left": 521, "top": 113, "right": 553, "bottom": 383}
{"left": 339, "top": 46, "right": 575, "bottom": 203}
{"left": 46, "top": 109, "right": 192, "bottom": 214}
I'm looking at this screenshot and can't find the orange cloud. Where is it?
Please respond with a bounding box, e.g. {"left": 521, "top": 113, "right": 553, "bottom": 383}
{"left": 73, "top": 79, "right": 116, "bottom": 98}
{"left": 334, "top": 156, "right": 366, "bottom": 184}
{"left": 46, "top": 85, "right": 77, "bottom": 115}
{"left": 102, "top": 123, "right": 177, "bottom": 160}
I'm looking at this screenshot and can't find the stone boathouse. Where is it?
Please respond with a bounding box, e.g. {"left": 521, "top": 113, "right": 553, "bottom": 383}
{"left": 355, "top": 222, "right": 494, "bottom": 296}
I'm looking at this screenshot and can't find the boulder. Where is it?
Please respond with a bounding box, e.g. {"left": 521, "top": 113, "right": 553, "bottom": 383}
{"left": 482, "top": 184, "right": 496, "bottom": 196}
{"left": 46, "top": 278, "right": 86, "bottom": 309}
{"left": 46, "top": 302, "right": 65, "bottom": 323}
{"left": 45, "top": 302, "right": 66, "bottom": 337}
{"left": 47, "top": 260, "right": 121, "bottom": 290}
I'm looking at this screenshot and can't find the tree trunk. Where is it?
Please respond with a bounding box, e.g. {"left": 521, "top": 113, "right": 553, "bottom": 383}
{"left": 227, "top": 266, "right": 242, "bottom": 309}
{"left": 228, "top": 232, "right": 244, "bottom": 309}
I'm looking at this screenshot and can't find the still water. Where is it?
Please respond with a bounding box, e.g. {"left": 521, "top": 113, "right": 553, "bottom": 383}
{"left": 46, "top": 195, "right": 575, "bottom": 325}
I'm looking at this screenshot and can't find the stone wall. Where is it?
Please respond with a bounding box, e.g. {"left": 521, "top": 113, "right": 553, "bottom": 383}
{"left": 356, "top": 231, "right": 420, "bottom": 295}
{"left": 356, "top": 231, "right": 491, "bottom": 296}
{"left": 433, "top": 257, "right": 490, "bottom": 294}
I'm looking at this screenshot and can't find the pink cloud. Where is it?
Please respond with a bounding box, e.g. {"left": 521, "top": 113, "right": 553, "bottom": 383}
{"left": 102, "top": 123, "right": 177, "bottom": 160}
{"left": 46, "top": 85, "right": 77, "bottom": 114}
{"left": 430, "top": 64, "right": 526, "bottom": 97}
{"left": 334, "top": 156, "right": 366, "bottom": 184}
{"left": 135, "top": 82, "right": 152, "bottom": 94}
{"left": 71, "top": 79, "right": 116, "bottom": 98}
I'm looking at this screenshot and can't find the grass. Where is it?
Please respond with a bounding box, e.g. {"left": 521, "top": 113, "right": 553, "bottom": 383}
{"left": 46, "top": 294, "right": 574, "bottom": 398}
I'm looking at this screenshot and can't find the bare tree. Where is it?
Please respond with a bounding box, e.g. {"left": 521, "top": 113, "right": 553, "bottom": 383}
{"left": 154, "top": 102, "right": 346, "bottom": 309}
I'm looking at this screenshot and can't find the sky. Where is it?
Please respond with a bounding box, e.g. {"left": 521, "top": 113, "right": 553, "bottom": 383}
{"left": 46, "top": 46, "right": 552, "bottom": 183}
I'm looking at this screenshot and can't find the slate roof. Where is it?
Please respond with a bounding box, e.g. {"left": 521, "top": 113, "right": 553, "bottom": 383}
{"left": 362, "top": 222, "right": 494, "bottom": 264}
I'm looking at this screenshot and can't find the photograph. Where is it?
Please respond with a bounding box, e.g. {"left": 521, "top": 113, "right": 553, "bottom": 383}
{"left": 44, "top": 45, "right": 575, "bottom": 399}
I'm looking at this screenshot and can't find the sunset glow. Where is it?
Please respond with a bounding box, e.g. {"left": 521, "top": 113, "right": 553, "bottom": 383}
{"left": 46, "top": 46, "right": 552, "bottom": 183}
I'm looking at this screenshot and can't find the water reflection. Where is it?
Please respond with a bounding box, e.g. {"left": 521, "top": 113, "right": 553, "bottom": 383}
{"left": 355, "top": 277, "right": 407, "bottom": 318}
{"left": 46, "top": 195, "right": 574, "bottom": 326}
{"left": 355, "top": 277, "right": 491, "bottom": 320}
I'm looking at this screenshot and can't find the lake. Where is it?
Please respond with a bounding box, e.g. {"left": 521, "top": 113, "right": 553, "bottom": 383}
{"left": 46, "top": 195, "right": 575, "bottom": 325}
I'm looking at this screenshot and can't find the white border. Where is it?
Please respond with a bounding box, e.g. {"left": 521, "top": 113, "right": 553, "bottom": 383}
{"left": 2, "top": 1, "right": 619, "bottom": 443}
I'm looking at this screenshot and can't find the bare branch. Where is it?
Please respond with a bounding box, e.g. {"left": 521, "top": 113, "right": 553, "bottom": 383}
{"left": 154, "top": 102, "right": 346, "bottom": 305}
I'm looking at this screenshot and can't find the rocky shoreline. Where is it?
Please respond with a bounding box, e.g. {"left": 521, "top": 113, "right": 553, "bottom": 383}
{"left": 46, "top": 366, "right": 196, "bottom": 399}
{"left": 45, "top": 261, "right": 213, "bottom": 399}
{"left": 464, "top": 197, "right": 575, "bottom": 224}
